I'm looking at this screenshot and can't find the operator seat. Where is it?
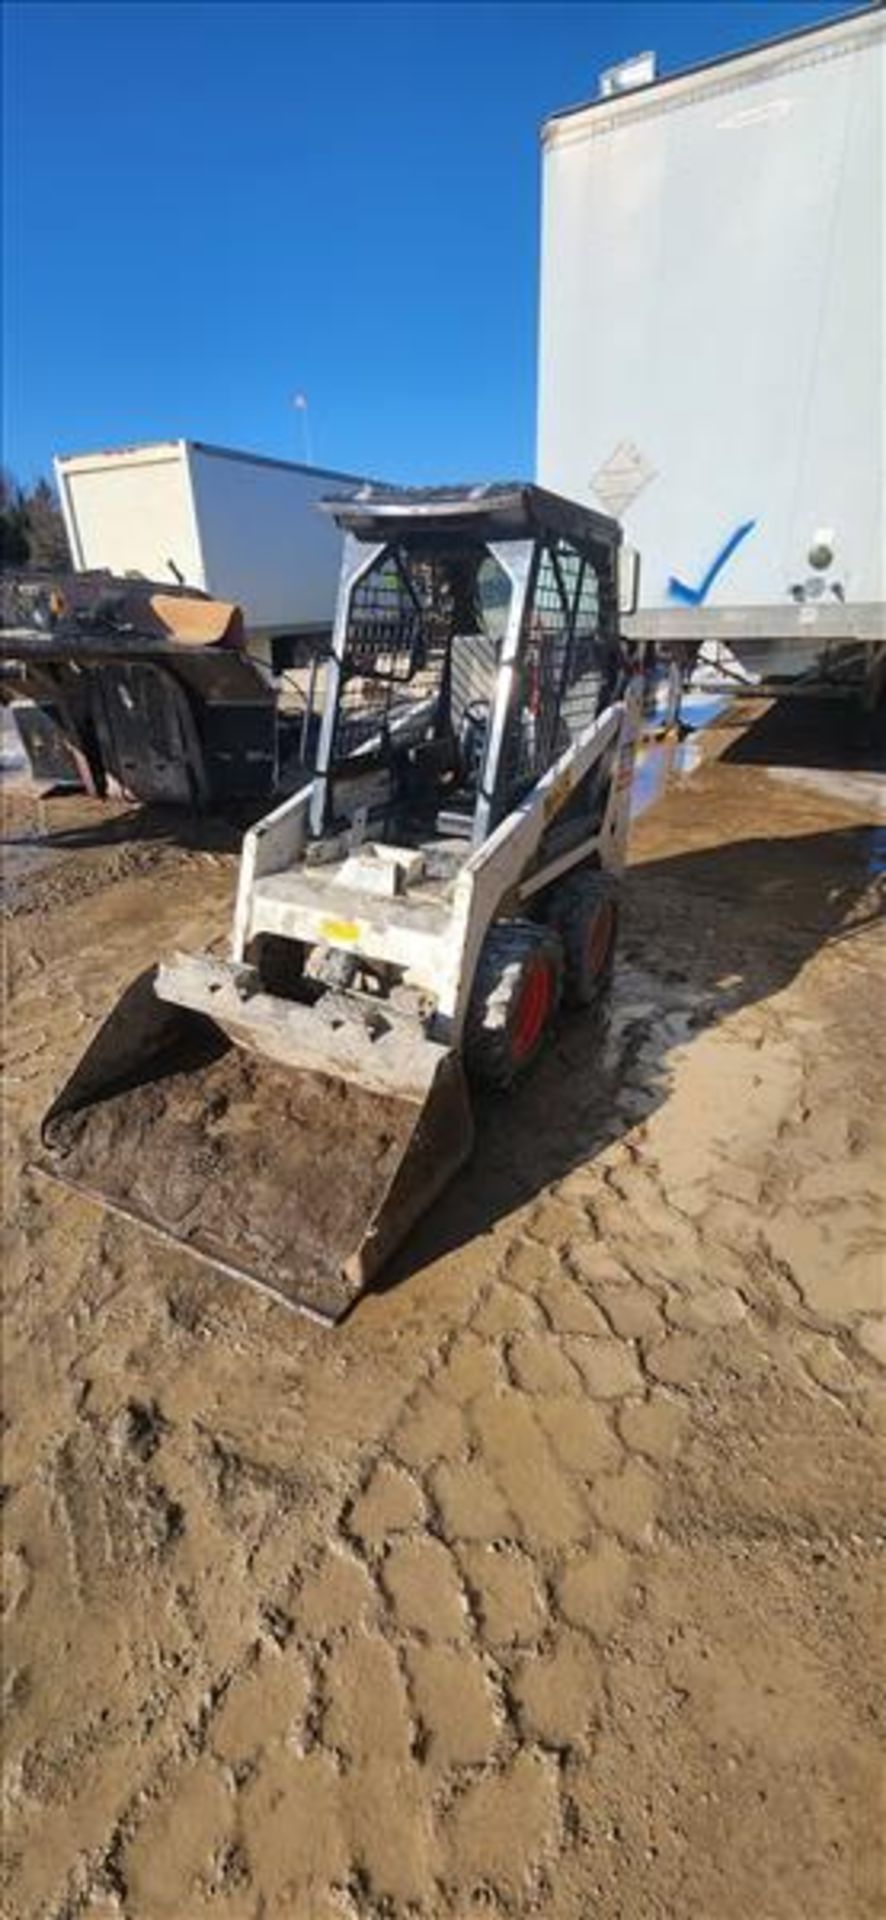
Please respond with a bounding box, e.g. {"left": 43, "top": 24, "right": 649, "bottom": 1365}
{"left": 433, "top": 629, "right": 498, "bottom": 836}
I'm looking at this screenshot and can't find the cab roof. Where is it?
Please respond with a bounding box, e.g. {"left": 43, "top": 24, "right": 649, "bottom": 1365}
{"left": 321, "top": 481, "right": 621, "bottom": 552}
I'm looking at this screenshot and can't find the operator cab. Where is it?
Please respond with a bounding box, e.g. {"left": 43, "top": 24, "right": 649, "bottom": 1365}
{"left": 311, "top": 483, "right": 628, "bottom": 859}
{"left": 326, "top": 541, "right": 506, "bottom": 841}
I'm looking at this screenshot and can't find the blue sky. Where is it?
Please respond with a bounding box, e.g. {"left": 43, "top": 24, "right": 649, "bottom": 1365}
{"left": 3, "top": 1, "right": 860, "bottom": 486}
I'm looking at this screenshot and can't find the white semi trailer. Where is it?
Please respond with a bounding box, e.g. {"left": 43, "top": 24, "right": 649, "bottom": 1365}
{"left": 537, "top": 6, "right": 884, "bottom": 699}
{"left": 55, "top": 440, "right": 377, "bottom": 661}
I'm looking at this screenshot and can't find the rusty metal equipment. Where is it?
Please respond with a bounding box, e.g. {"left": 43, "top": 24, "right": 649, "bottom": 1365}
{"left": 0, "top": 574, "right": 293, "bottom": 806}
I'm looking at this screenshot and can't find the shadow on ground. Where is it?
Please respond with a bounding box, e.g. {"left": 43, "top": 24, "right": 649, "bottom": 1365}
{"left": 2, "top": 798, "right": 258, "bottom": 858}
{"left": 721, "top": 695, "right": 885, "bottom": 773}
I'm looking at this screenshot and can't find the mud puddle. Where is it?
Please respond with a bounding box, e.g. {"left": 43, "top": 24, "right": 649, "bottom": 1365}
{"left": 631, "top": 690, "right": 734, "bottom": 820}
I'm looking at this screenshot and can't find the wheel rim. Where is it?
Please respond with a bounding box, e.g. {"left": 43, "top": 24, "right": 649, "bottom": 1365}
{"left": 587, "top": 900, "right": 615, "bottom": 978}
{"left": 511, "top": 958, "right": 554, "bottom": 1062}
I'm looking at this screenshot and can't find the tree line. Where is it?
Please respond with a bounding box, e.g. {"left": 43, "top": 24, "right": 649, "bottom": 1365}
{"left": 1, "top": 471, "right": 71, "bottom": 571}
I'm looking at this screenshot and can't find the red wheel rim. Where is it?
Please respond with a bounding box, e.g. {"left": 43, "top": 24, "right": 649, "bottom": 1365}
{"left": 587, "top": 901, "right": 615, "bottom": 978}
{"left": 511, "top": 958, "right": 554, "bottom": 1062}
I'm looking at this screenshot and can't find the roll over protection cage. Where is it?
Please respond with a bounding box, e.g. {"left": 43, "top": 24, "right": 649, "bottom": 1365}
{"left": 310, "top": 483, "right": 626, "bottom": 846}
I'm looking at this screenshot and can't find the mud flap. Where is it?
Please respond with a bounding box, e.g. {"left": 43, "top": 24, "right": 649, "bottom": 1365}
{"left": 38, "top": 970, "right": 474, "bottom": 1323}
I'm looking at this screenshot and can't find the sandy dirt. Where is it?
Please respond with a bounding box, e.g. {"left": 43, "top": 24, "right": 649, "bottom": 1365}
{"left": 2, "top": 703, "right": 885, "bottom": 1919}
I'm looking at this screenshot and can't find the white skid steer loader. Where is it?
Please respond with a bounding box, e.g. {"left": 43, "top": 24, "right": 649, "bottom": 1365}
{"left": 39, "top": 484, "right": 643, "bottom": 1323}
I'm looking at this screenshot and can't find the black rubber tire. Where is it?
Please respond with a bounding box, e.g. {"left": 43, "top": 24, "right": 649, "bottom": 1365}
{"left": 465, "top": 920, "right": 563, "bottom": 1089}
{"left": 542, "top": 868, "right": 620, "bottom": 1009}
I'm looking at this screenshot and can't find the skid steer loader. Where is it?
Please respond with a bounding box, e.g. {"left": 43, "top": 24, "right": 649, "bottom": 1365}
{"left": 38, "top": 484, "right": 642, "bottom": 1323}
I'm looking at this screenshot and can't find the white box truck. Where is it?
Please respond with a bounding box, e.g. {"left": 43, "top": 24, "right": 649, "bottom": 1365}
{"left": 55, "top": 440, "right": 377, "bottom": 655}
{"left": 538, "top": 6, "right": 884, "bottom": 696}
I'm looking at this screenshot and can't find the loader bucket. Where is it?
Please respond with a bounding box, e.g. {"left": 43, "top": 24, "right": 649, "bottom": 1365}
{"left": 39, "top": 967, "right": 474, "bottom": 1324}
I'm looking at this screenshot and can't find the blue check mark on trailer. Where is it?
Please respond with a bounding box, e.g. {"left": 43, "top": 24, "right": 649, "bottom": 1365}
{"left": 667, "top": 519, "right": 756, "bottom": 605}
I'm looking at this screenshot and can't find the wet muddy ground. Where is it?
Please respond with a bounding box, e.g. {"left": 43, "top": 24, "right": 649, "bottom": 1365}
{"left": 2, "top": 700, "right": 885, "bottom": 1919}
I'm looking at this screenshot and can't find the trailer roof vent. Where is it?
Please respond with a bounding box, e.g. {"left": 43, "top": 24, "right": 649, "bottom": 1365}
{"left": 599, "top": 51, "right": 656, "bottom": 98}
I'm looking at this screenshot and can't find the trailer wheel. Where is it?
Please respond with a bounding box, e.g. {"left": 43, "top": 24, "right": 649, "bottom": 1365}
{"left": 543, "top": 869, "right": 619, "bottom": 1008}
{"left": 465, "top": 921, "right": 563, "bottom": 1089}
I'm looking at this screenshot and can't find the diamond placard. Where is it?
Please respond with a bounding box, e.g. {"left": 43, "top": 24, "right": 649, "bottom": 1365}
{"left": 590, "top": 441, "right": 657, "bottom": 519}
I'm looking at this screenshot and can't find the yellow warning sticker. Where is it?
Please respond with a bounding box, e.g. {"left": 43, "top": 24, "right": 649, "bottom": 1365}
{"left": 320, "top": 917, "right": 360, "bottom": 944}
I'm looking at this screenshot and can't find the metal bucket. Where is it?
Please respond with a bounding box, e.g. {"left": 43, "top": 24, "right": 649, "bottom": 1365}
{"left": 39, "top": 966, "right": 473, "bottom": 1324}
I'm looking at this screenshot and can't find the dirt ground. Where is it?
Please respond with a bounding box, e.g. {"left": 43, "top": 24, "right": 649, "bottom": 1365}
{"left": 2, "top": 702, "right": 884, "bottom": 1920}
